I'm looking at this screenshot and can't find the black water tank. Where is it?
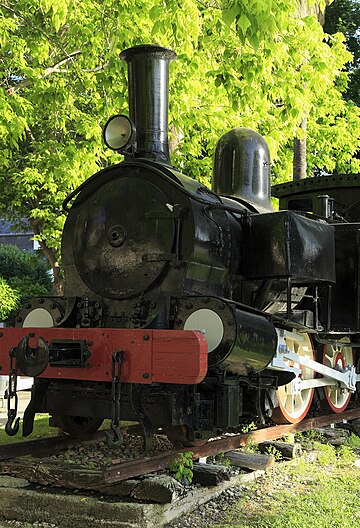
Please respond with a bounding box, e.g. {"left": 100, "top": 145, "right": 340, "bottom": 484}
{"left": 213, "top": 128, "right": 273, "bottom": 212}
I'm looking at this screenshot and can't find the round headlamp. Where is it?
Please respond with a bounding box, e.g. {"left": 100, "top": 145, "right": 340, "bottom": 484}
{"left": 103, "top": 114, "right": 136, "bottom": 151}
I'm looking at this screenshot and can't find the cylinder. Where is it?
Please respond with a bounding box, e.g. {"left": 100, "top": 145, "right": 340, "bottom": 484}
{"left": 213, "top": 127, "right": 273, "bottom": 212}
{"left": 120, "top": 44, "right": 177, "bottom": 164}
{"left": 223, "top": 308, "right": 277, "bottom": 375}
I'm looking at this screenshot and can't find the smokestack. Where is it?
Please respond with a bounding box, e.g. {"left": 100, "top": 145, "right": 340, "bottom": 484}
{"left": 120, "top": 45, "right": 177, "bottom": 165}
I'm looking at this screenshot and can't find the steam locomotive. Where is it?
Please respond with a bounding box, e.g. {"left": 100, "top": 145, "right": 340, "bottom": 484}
{"left": 1, "top": 45, "right": 360, "bottom": 447}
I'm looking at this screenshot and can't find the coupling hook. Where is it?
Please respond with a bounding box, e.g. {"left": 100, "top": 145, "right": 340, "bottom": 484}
{"left": 5, "top": 409, "right": 20, "bottom": 436}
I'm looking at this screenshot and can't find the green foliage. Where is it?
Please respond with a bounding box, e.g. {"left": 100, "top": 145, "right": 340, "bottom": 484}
{"left": 217, "top": 455, "right": 360, "bottom": 528}
{"left": 344, "top": 432, "right": 360, "bottom": 449}
{"left": 337, "top": 444, "right": 357, "bottom": 465}
{"left": 244, "top": 441, "right": 260, "bottom": 454}
{"left": 295, "top": 430, "right": 360, "bottom": 467}
{"left": 240, "top": 421, "right": 257, "bottom": 433}
{"left": 215, "top": 451, "right": 231, "bottom": 467}
{"left": 0, "top": 0, "right": 358, "bottom": 282}
{"left": 264, "top": 444, "right": 282, "bottom": 461}
{"left": 0, "top": 414, "right": 58, "bottom": 444}
{"left": 324, "top": 0, "right": 360, "bottom": 105}
{"left": 169, "top": 451, "right": 194, "bottom": 483}
{"left": 0, "top": 277, "right": 19, "bottom": 320}
{"left": 240, "top": 421, "right": 259, "bottom": 453}
{"left": 240, "top": 422, "right": 258, "bottom": 453}
{"left": 314, "top": 441, "right": 337, "bottom": 466}
{"left": 0, "top": 244, "right": 52, "bottom": 317}
{"left": 280, "top": 433, "right": 295, "bottom": 443}
{"left": 294, "top": 428, "right": 326, "bottom": 449}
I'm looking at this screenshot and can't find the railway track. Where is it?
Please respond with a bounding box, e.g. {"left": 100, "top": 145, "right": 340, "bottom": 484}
{"left": 0, "top": 408, "right": 359, "bottom": 493}
{"left": 105, "top": 406, "right": 360, "bottom": 483}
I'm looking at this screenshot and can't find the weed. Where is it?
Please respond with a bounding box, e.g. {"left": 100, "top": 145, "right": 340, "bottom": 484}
{"left": 264, "top": 444, "right": 282, "bottom": 461}
{"left": 292, "top": 456, "right": 312, "bottom": 477}
{"left": 103, "top": 457, "right": 113, "bottom": 466}
{"left": 295, "top": 429, "right": 325, "bottom": 449}
{"left": 169, "top": 451, "right": 194, "bottom": 484}
{"left": 240, "top": 421, "right": 257, "bottom": 433}
{"left": 244, "top": 440, "right": 259, "bottom": 453}
{"left": 344, "top": 432, "right": 360, "bottom": 450}
{"left": 337, "top": 444, "right": 357, "bottom": 466}
{"left": 314, "top": 441, "right": 336, "bottom": 466}
{"left": 280, "top": 433, "right": 295, "bottom": 444}
{"left": 215, "top": 452, "right": 231, "bottom": 467}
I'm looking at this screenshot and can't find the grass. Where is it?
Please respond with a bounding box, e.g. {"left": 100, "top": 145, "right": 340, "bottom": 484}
{"left": 1, "top": 416, "right": 359, "bottom": 528}
{"left": 0, "top": 414, "right": 59, "bottom": 445}
{"left": 0, "top": 416, "right": 133, "bottom": 445}
{"left": 212, "top": 440, "right": 360, "bottom": 528}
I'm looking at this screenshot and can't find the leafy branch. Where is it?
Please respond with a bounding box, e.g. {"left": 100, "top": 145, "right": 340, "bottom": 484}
{"left": 6, "top": 50, "right": 82, "bottom": 95}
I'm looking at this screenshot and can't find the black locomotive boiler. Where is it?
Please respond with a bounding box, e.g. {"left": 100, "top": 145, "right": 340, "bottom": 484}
{"left": 1, "top": 45, "right": 359, "bottom": 447}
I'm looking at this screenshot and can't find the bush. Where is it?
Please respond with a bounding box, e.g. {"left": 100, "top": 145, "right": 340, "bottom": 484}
{"left": 0, "top": 244, "right": 52, "bottom": 320}
{"left": 0, "top": 278, "right": 19, "bottom": 320}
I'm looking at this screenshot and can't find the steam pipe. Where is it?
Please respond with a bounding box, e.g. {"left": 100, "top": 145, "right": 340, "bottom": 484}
{"left": 120, "top": 44, "right": 177, "bottom": 165}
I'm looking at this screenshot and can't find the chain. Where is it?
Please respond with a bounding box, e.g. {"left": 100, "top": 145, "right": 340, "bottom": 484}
{"left": 5, "top": 347, "right": 20, "bottom": 436}
{"left": 105, "top": 350, "right": 124, "bottom": 448}
{"left": 111, "top": 350, "right": 124, "bottom": 427}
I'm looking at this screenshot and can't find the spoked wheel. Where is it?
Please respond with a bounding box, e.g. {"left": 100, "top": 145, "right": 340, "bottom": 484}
{"left": 319, "top": 338, "right": 354, "bottom": 413}
{"left": 272, "top": 333, "right": 315, "bottom": 424}
{"left": 53, "top": 415, "right": 103, "bottom": 438}
{"left": 164, "top": 425, "right": 207, "bottom": 448}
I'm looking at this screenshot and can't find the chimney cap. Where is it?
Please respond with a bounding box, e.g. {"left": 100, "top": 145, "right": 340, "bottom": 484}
{"left": 120, "top": 44, "right": 177, "bottom": 63}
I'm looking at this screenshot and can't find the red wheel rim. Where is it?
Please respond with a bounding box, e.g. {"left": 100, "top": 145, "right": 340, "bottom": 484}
{"left": 322, "top": 341, "right": 354, "bottom": 413}
{"left": 274, "top": 333, "right": 315, "bottom": 424}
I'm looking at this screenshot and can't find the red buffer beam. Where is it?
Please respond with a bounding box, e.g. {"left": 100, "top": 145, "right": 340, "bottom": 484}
{"left": 0, "top": 328, "right": 208, "bottom": 385}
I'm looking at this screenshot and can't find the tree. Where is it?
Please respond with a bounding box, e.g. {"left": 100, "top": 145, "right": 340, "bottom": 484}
{"left": 292, "top": 1, "right": 330, "bottom": 180}
{"left": 0, "top": 278, "right": 19, "bottom": 321}
{"left": 0, "top": 0, "right": 359, "bottom": 291}
{"left": 0, "top": 244, "right": 52, "bottom": 319}
{"left": 291, "top": 0, "right": 360, "bottom": 179}
{"left": 324, "top": 0, "right": 360, "bottom": 105}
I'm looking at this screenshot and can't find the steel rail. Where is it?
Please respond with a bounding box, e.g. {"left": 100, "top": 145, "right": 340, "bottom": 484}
{"left": 103, "top": 406, "right": 360, "bottom": 484}
{"left": 1, "top": 409, "right": 360, "bottom": 489}
{"left": 0, "top": 424, "right": 142, "bottom": 461}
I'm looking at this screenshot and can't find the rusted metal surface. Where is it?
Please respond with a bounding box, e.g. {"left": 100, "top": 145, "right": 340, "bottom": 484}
{"left": 248, "top": 407, "right": 360, "bottom": 443}
{"left": 103, "top": 407, "right": 360, "bottom": 483}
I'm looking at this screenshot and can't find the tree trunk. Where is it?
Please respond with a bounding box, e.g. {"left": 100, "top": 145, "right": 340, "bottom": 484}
{"left": 293, "top": 115, "right": 308, "bottom": 180}
{"left": 295, "top": 0, "right": 330, "bottom": 25}
{"left": 292, "top": 1, "right": 330, "bottom": 181}
{"left": 29, "top": 218, "right": 64, "bottom": 296}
